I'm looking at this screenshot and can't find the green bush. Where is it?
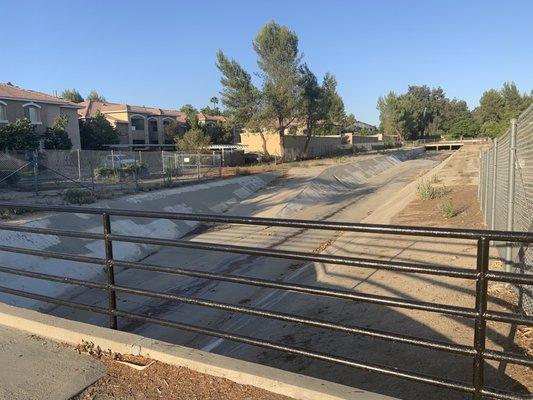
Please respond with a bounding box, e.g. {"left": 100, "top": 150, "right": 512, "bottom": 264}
{"left": 95, "top": 163, "right": 149, "bottom": 180}
{"left": 64, "top": 188, "right": 95, "bottom": 204}
{"left": 94, "top": 166, "right": 115, "bottom": 179}
{"left": 441, "top": 198, "right": 458, "bottom": 218}
{"left": 416, "top": 179, "right": 451, "bottom": 200}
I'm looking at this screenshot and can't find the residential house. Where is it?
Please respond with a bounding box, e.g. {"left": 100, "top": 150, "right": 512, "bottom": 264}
{"left": 197, "top": 113, "right": 227, "bottom": 127}
{"left": 78, "top": 101, "right": 189, "bottom": 147}
{"left": 0, "top": 83, "right": 82, "bottom": 149}
{"left": 79, "top": 101, "right": 228, "bottom": 148}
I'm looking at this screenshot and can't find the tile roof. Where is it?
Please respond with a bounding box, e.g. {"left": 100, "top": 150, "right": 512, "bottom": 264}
{"left": 198, "top": 113, "right": 227, "bottom": 123}
{"left": 78, "top": 101, "right": 224, "bottom": 125}
{"left": 0, "top": 83, "right": 81, "bottom": 107}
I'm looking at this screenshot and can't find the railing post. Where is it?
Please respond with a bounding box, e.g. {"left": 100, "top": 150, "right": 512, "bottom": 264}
{"left": 472, "top": 237, "right": 489, "bottom": 400}
{"left": 505, "top": 119, "right": 517, "bottom": 273}
{"left": 490, "top": 138, "right": 498, "bottom": 230}
{"left": 103, "top": 212, "right": 118, "bottom": 330}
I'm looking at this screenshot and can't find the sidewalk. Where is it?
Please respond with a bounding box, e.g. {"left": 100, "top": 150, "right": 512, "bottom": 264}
{"left": 0, "top": 325, "right": 105, "bottom": 400}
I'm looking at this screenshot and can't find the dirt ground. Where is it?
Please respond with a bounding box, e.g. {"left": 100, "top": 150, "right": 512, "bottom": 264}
{"left": 72, "top": 347, "right": 290, "bottom": 400}
{"left": 391, "top": 147, "right": 532, "bottom": 392}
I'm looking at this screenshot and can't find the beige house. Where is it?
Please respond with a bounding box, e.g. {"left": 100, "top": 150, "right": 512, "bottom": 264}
{"left": 198, "top": 113, "right": 227, "bottom": 126}
{"left": 79, "top": 102, "right": 228, "bottom": 148}
{"left": 0, "top": 83, "right": 82, "bottom": 149}
{"left": 78, "top": 101, "right": 189, "bottom": 146}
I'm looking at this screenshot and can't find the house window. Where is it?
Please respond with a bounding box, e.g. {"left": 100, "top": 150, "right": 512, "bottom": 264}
{"left": 23, "top": 103, "right": 41, "bottom": 123}
{"left": 131, "top": 116, "right": 145, "bottom": 131}
{"left": 149, "top": 119, "right": 158, "bottom": 132}
{"left": 0, "top": 101, "right": 7, "bottom": 122}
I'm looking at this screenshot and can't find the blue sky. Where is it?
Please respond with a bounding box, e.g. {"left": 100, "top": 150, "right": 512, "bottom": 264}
{"left": 1, "top": 0, "right": 532, "bottom": 125}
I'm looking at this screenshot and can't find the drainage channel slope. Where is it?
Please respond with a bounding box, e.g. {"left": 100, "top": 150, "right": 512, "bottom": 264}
{"left": 42, "top": 149, "right": 437, "bottom": 333}
{"left": 0, "top": 173, "right": 278, "bottom": 309}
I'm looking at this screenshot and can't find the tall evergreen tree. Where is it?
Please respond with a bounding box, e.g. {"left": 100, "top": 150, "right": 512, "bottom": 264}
{"left": 253, "top": 21, "right": 302, "bottom": 159}
{"left": 60, "top": 89, "right": 83, "bottom": 103}
{"left": 86, "top": 90, "right": 106, "bottom": 102}
{"left": 317, "top": 73, "right": 346, "bottom": 135}
{"left": 298, "top": 64, "right": 323, "bottom": 155}
{"left": 216, "top": 50, "right": 261, "bottom": 127}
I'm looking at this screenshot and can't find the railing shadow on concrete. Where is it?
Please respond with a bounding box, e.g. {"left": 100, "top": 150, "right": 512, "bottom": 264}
{"left": 0, "top": 204, "right": 531, "bottom": 399}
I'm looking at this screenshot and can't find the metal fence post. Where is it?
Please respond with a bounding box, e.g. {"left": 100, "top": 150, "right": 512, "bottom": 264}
{"left": 479, "top": 151, "right": 485, "bottom": 209}
{"left": 102, "top": 212, "right": 118, "bottom": 330}
{"left": 90, "top": 158, "right": 95, "bottom": 191}
{"left": 477, "top": 151, "right": 482, "bottom": 200}
{"left": 472, "top": 237, "right": 489, "bottom": 400}
{"left": 32, "top": 150, "right": 38, "bottom": 195}
{"left": 490, "top": 139, "right": 498, "bottom": 230}
{"left": 505, "top": 119, "right": 517, "bottom": 273}
{"left": 483, "top": 150, "right": 490, "bottom": 224}
{"left": 77, "top": 149, "right": 82, "bottom": 181}
{"left": 134, "top": 151, "right": 139, "bottom": 191}
{"left": 196, "top": 152, "right": 200, "bottom": 180}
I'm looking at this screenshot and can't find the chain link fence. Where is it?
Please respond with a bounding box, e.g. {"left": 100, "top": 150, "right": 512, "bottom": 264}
{"left": 478, "top": 102, "right": 533, "bottom": 315}
{"left": 0, "top": 149, "right": 222, "bottom": 194}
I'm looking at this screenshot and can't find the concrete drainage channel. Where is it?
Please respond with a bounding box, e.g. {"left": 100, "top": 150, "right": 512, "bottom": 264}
{"left": 0, "top": 147, "right": 435, "bottom": 400}
{"left": 0, "top": 172, "right": 279, "bottom": 309}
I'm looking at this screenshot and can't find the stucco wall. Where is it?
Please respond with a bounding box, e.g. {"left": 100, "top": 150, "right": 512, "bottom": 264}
{"left": 240, "top": 132, "right": 350, "bottom": 161}
{"left": 240, "top": 132, "right": 282, "bottom": 156}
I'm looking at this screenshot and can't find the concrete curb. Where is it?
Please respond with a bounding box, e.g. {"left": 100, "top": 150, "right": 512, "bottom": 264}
{"left": 0, "top": 303, "right": 394, "bottom": 400}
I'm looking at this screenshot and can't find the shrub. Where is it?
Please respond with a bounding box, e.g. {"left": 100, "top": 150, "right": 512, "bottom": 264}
{"left": 416, "top": 179, "right": 451, "bottom": 200}
{"left": 416, "top": 180, "right": 437, "bottom": 200}
{"left": 175, "top": 128, "right": 211, "bottom": 153}
{"left": 94, "top": 166, "right": 115, "bottom": 179}
{"left": 0, "top": 118, "right": 39, "bottom": 150}
{"left": 64, "top": 188, "right": 95, "bottom": 204}
{"left": 95, "top": 163, "right": 149, "bottom": 180}
{"left": 441, "top": 198, "right": 458, "bottom": 218}
{"left": 43, "top": 115, "right": 72, "bottom": 150}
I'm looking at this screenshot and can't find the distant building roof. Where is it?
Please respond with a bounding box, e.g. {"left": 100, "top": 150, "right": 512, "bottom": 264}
{"left": 0, "top": 83, "right": 81, "bottom": 108}
{"left": 342, "top": 121, "right": 378, "bottom": 133}
{"left": 78, "top": 100, "right": 188, "bottom": 123}
{"left": 198, "top": 113, "right": 227, "bottom": 124}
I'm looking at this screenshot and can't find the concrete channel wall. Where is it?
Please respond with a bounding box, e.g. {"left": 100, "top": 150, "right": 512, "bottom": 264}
{"left": 0, "top": 173, "right": 279, "bottom": 309}
{"left": 0, "top": 147, "right": 424, "bottom": 310}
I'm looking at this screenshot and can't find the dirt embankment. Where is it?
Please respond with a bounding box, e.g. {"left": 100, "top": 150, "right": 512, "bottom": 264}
{"left": 392, "top": 144, "right": 532, "bottom": 393}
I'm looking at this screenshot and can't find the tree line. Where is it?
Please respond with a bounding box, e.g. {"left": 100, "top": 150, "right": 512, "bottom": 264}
{"left": 377, "top": 82, "right": 532, "bottom": 141}
{"left": 216, "top": 21, "right": 353, "bottom": 158}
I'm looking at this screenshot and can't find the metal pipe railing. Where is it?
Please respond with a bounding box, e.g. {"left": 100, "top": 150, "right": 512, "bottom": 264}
{"left": 0, "top": 203, "right": 531, "bottom": 400}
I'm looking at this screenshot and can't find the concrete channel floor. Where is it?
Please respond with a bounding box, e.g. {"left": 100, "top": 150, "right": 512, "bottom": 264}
{"left": 0, "top": 325, "right": 105, "bottom": 400}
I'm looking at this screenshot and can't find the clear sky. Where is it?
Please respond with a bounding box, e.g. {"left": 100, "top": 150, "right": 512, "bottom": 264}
{"left": 1, "top": 0, "right": 532, "bottom": 125}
